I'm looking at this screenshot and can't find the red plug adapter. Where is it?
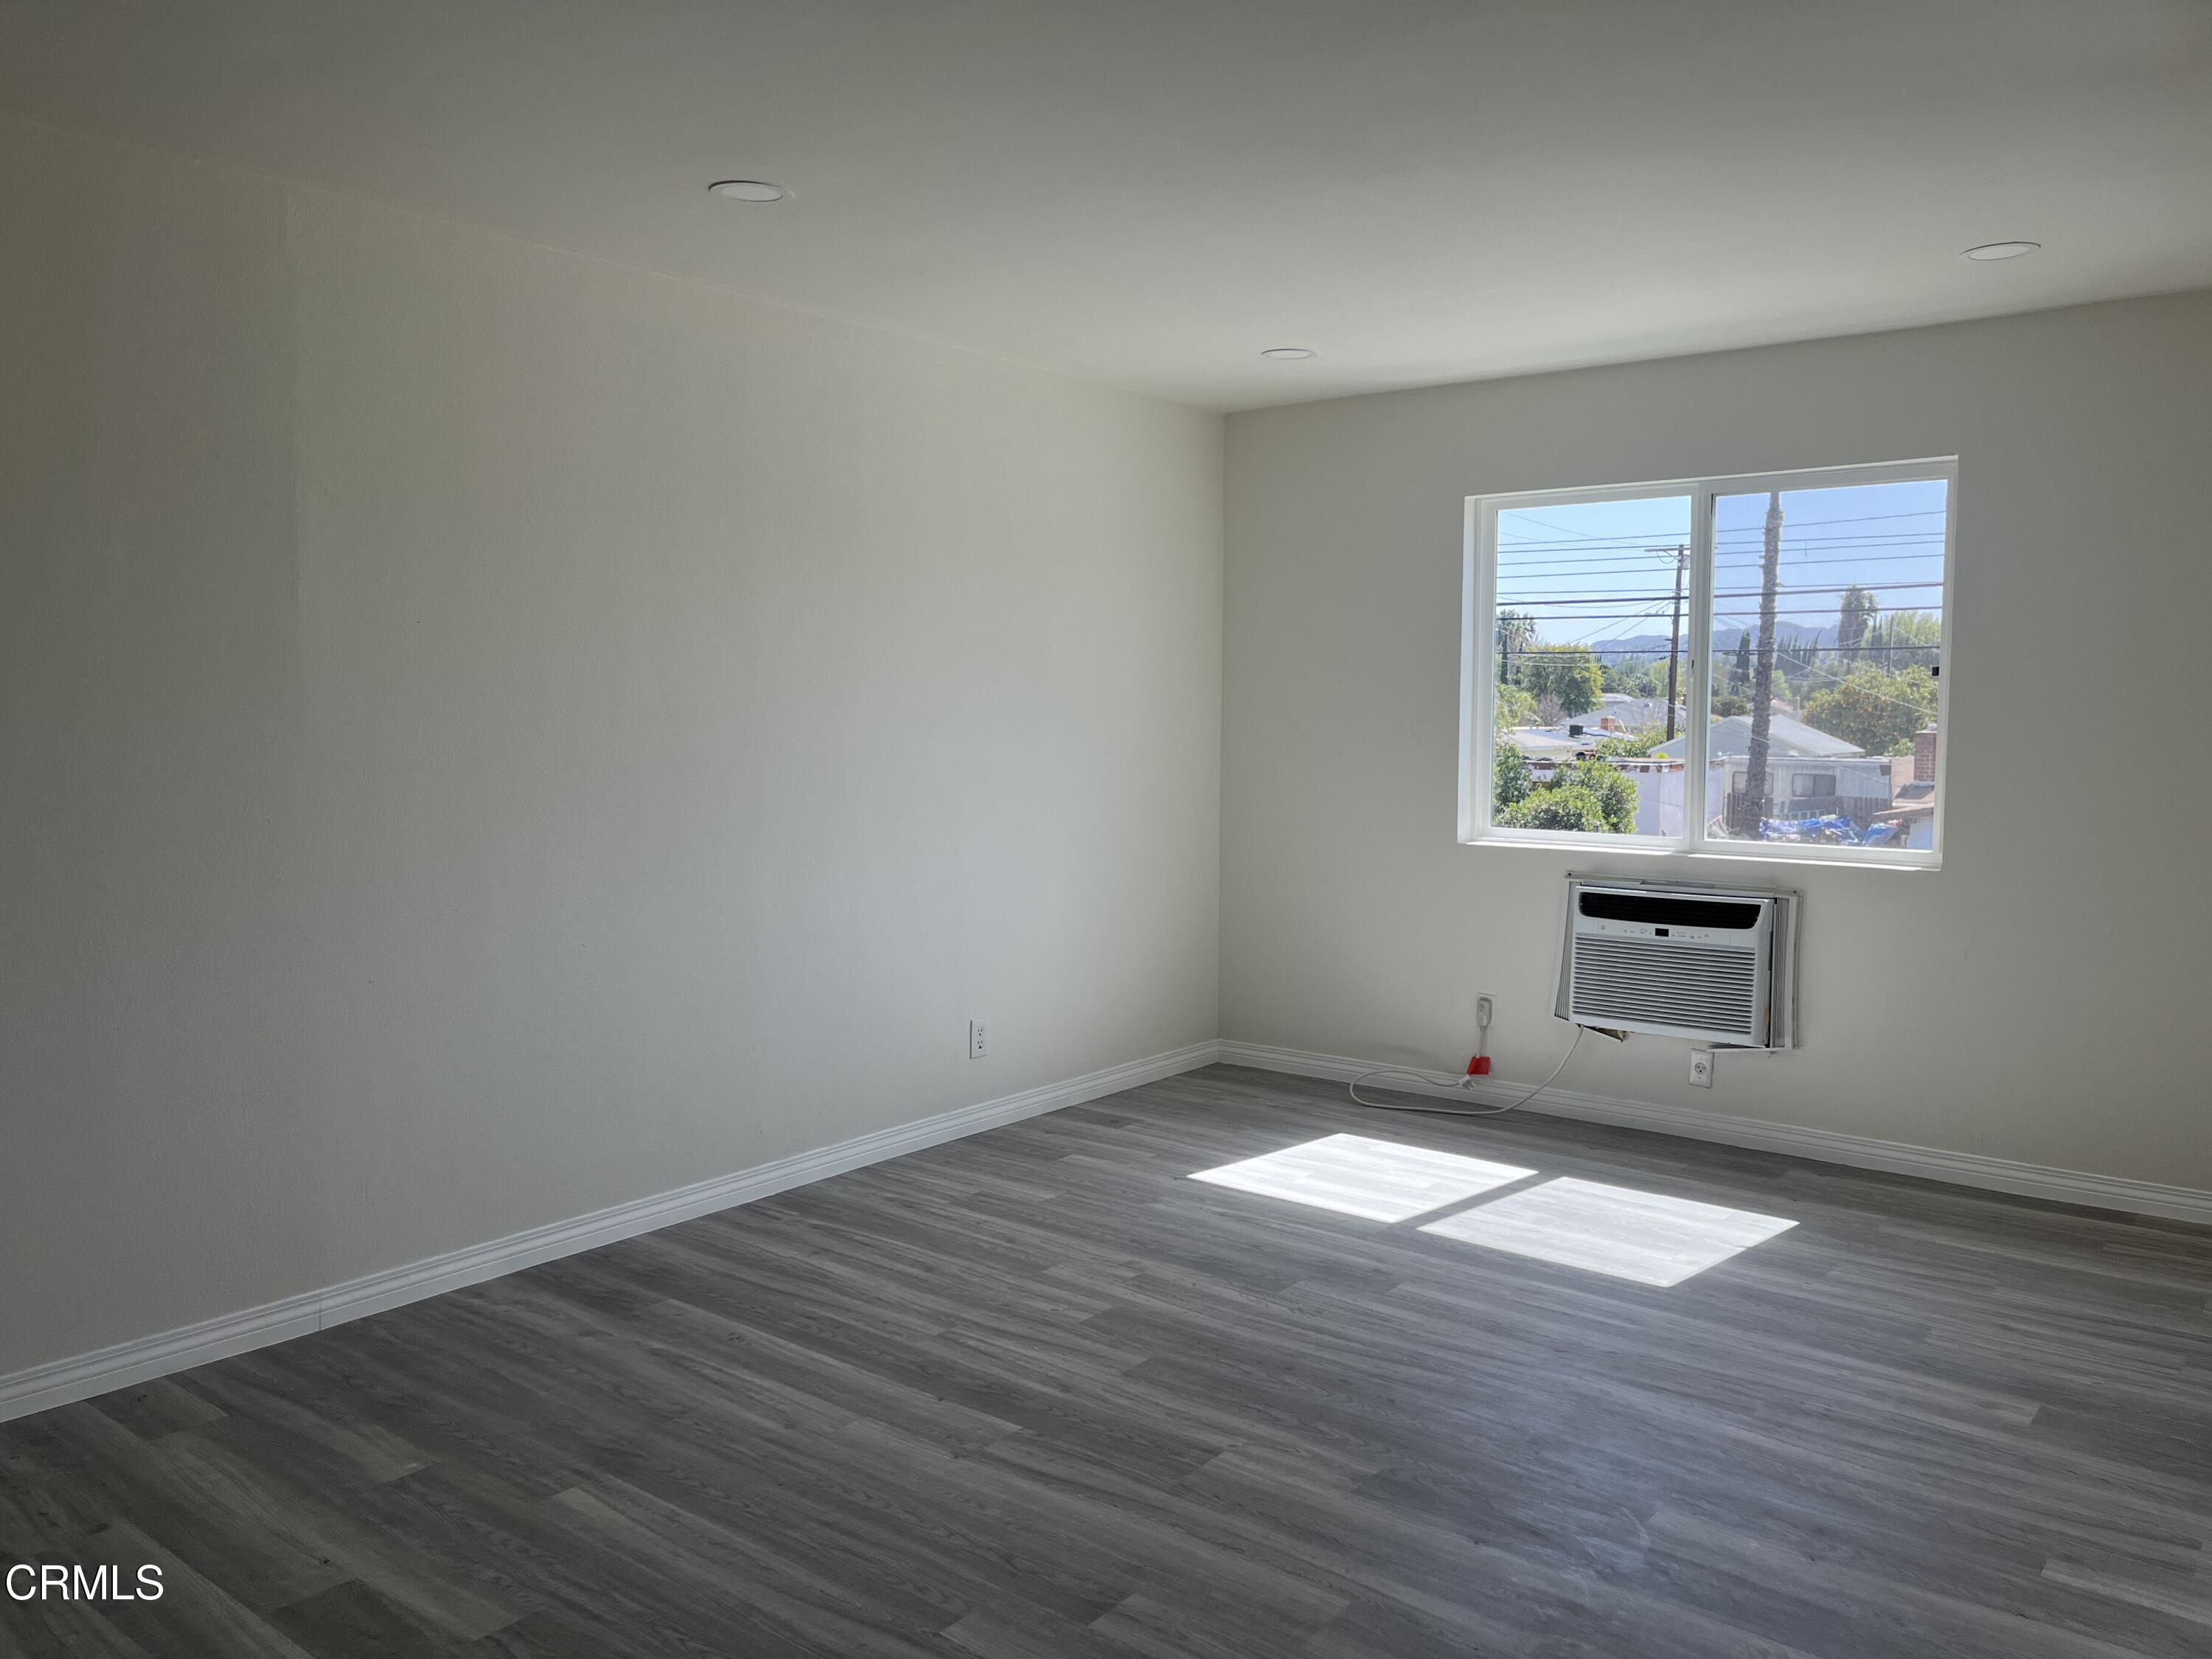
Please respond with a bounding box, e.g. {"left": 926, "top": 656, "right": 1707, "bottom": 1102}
{"left": 1466, "top": 1055, "right": 1491, "bottom": 1076}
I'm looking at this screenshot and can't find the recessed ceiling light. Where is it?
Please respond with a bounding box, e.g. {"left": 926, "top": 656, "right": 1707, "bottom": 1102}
{"left": 1963, "top": 241, "right": 2039, "bottom": 261}
{"left": 1260, "top": 347, "right": 1315, "bottom": 361}
{"left": 709, "top": 179, "right": 788, "bottom": 203}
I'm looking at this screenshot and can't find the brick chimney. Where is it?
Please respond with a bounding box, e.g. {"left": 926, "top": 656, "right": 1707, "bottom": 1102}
{"left": 1914, "top": 726, "right": 1938, "bottom": 784}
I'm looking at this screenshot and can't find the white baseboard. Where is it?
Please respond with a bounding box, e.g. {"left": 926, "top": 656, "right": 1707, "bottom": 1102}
{"left": 0, "top": 1040, "right": 1219, "bottom": 1425}
{"left": 1217, "top": 1040, "right": 2212, "bottom": 1228}
{"left": 17, "top": 1032, "right": 2199, "bottom": 1425}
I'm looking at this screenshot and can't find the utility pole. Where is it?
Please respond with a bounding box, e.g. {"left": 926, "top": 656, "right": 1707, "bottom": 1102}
{"left": 1652, "top": 543, "right": 1689, "bottom": 741}
{"left": 1741, "top": 493, "right": 1784, "bottom": 835}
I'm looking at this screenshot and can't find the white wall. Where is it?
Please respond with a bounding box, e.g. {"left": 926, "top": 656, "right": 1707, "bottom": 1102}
{"left": 0, "top": 116, "right": 1222, "bottom": 1379}
{"left": 1223, "top": 293, "right": 2212, "bottom": 1191}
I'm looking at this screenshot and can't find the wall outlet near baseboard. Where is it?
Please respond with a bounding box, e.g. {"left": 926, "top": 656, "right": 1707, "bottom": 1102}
{"left": 1688, "top": 1048, "right": 1714, "bottom": 1088}
{"left": 970, "top": 1019, "right": 989, "bottom": 1059}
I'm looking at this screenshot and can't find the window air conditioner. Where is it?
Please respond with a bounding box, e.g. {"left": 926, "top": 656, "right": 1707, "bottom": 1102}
{"left": 1554, "top": 876, "right": 1798, "bottom": 1050}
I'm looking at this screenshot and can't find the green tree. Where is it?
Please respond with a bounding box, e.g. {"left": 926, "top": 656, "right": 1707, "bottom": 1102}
{"left": 1601, "top": 659, "right": 1663, "bottom": 698}
{"left": 1504, "top": 765, "right": 1646, "bottom": 836}
{"left": 1592, "top": 727, "right": 1663, "bottom": 758}
{"left": 1519, "top": 644, "right": 1604, "bottom": 719}
{"left": 1837, "top": 585, "right": 1879, "bottom": 669}
{"left": 1556, "top": 759, "right": 1638, "bottom": 832}
{"left": 1863, "top": 608, "right": 1941, "bottom": 670}
{"left": 1711, "top": 692, "right": 1749, "bottom": 717}
{"left": 1802, "top": 666, "right": 1938, "bottom": 755}
{"left": 1776, "top": 638, "right": 1818, "bottom": 686}
{"left": 1728, "top": 630, "right": 1752, "bottom": 695}
{"left": 1496, "top": 782, "right": 1613, "bottom": 832}
{"left": 1495, "top": 682, "right": 1538, "bottom": 729}
{"left": 1495, "top": 609, "right": 1537, "bottom": 684}
{"left": 1497, "top": 759, "right": 1638, "bottom": 833}
{"left": 1493, "top": 740, "right": 1533, "bottom": 809}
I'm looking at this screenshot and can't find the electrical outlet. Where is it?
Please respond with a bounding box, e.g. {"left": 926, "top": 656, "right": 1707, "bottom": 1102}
{"left": 1475, "top": 994, "right": 1495, "bottom": 1027}
{"left": 1688, "top": 1048, "right": 1714, "bottom": 1088}
{"left": 969, "top": 1019, "right": 989, "bottom": 1059}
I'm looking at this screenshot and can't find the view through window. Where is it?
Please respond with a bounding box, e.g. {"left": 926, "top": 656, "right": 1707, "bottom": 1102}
{"left": 1703, "top": 478, "right": 1946, "bottom": 851}
{"left": 1490, "top": 492, "right": 1693, "bottom": 841}
{"left": 1469, "top": 463, "right": 1951, "bottom": 862}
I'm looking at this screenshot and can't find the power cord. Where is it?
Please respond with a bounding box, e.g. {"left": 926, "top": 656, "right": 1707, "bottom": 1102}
{"left": 1348, "top": 1026, "right": 1588, "bottom": 1119}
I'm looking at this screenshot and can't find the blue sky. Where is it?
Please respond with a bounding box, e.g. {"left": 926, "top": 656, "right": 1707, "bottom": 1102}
{"left": 1497, "top": 478, "right": 1950, "bottom": 661}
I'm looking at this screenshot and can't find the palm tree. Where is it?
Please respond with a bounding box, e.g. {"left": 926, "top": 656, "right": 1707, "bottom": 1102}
{"left": 1495, "top": 609, "right": 1537, "bottom": 685}
{"left": 1739, "top": 493, "right": 1784, "bottom": 835}
{"left": 1837, "top": 584, "right": 1878, "bottom": 669}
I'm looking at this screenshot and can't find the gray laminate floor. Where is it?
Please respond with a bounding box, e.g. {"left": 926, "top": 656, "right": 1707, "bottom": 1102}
{"left": 5, "top": 1063, "right": 2211, "bottom": 1657}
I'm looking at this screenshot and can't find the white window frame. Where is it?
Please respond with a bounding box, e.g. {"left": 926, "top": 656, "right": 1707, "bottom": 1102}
{"left": 1459, "top": 457, "right": 1956, "bottom": 870}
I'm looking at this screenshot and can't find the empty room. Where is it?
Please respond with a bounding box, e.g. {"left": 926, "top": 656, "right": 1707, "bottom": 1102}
{"left": 5, "top": 3, "right": 2211, "bottom": 1655}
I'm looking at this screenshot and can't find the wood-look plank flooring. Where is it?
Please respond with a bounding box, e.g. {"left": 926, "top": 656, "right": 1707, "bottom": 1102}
{"left": 6, "top": 1062, "right": 2212, "bottom": 1657}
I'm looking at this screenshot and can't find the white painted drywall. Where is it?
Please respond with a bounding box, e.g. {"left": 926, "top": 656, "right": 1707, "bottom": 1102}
{"left": 1222, "top": 293, "right": 2212, "bottom": 1190}
{"left": 0, "top": 116, "right": 1222, "bottom": 1377}
{"left": 7, "top": 1, "right": 2210, "bottom": 409}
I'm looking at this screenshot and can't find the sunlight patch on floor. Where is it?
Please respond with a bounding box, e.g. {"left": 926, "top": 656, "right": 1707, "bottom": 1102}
{"left": 1186, "top": 1133, "right": 1536, "bottom": 1222}
{"left": 1418, "top": 1177, "right": 1795, "bottom": 1286}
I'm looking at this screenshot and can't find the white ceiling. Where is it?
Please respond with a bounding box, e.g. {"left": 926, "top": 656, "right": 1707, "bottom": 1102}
{"left": 4, "top": 1, "right": 2208, "bottom": 410}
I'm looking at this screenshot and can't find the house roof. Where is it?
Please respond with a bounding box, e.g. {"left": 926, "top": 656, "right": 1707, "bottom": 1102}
{"left": 1588, "top": 693, "right": 1683, "bottom": 725}
{"left": 1651, "top": 713, "right": 1863, "bottom": 760}
{"left": 1502, "top": 728, "right": 1586, "bottom": 759}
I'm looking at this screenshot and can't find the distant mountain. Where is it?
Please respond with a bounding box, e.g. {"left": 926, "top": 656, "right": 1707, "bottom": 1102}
{"left": 1557, "top": 622, "right": 1837, "bottom": 655}
{"left": 1715, "top": 619, "right": 1837, "bottom": 650}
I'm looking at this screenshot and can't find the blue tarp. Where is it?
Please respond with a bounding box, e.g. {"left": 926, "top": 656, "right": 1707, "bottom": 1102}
{"left": 1759, "top": 814, "right": 1905, "bottom": 847}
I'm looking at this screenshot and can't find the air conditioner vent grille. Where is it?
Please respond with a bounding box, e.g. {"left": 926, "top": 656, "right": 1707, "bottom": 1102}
{"left": 1577, "top": 891, "right": 1762, "bottom": 930}
{"left": 1570, "top": 937, "right": 1763, "bottom": 1041}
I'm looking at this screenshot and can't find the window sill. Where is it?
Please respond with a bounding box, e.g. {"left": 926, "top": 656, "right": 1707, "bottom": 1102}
{"left": 1462, "top": 834, "right": 1939, "bottom": 873}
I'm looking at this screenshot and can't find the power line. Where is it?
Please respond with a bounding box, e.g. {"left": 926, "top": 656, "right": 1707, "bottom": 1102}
{"left": 1764, "top": 658, "right": 1943, "bottom": 720}
{"left": 1579, "top": 600, "right": 1680, "bottom": 643}
{"left": 1503, "top": 636, "right": 1940, "bottom": 650}
{"left": 1535, "top": 536, "right": 1949, "bottom": 555}
{"left": 1503, "top": 536, "right": 1947, "bottom": 561}
{"left": 1503, "top": 640, "right": 1941, "bottom": 675}
{"left": 1508, "top": 619, "right": 1938, "bottom": 635}
{"left": 1502, "top": 541, "right": 1947, "bottom": 572}
{"left": 1714, "top": 528, "right": 1944, "bottom": 543}
{"left": 1500, "top": 509, "right": 1674, "bottom": 540}
{"left": 1506, "top": 529, "right": 1948, "bottom": 554}
{"left": 1720, "top": 581, "right": 1941, "bottom": 599}
{"left": 1500, "top": 580, "right": 1941, "bottom": 607}
{"left": 1503, "top": 607, "right": 1919, "bottom": 622}
{"left": 1496, "top": 643, "right": 1938, "bottom": 659}
{"left": 1716, "top": 550, "right": 1943, "bottom": 568}
{"left": 1498, "top": 540, "right": 1947, "bottom": 574}
{"left": 1498, "top": 505, "right": 1945, "bottom": 547}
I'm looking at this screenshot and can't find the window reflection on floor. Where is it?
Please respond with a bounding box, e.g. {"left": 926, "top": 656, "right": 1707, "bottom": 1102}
{"left": 1186, "top": 1133, "right": 1536, "bottom": 1222}
{"left": 1419, "top": 1177, "right": 1795, "bottom": 1286}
